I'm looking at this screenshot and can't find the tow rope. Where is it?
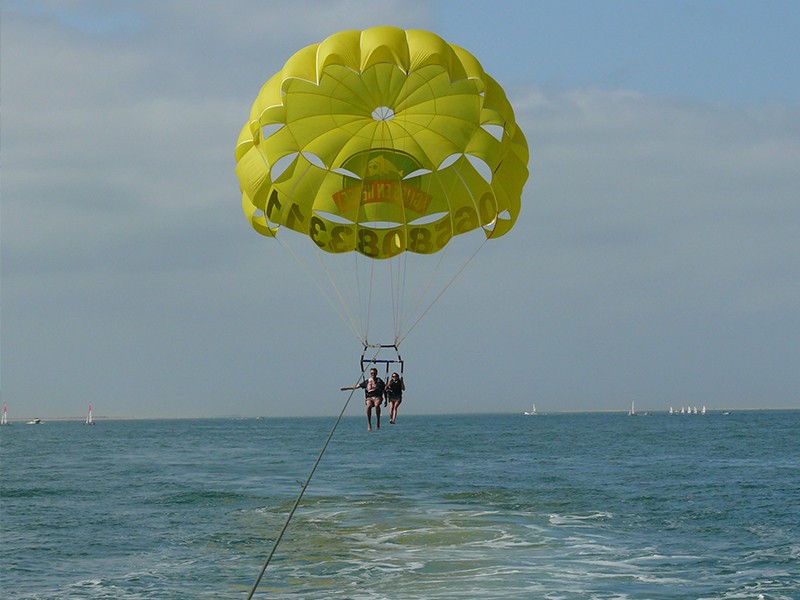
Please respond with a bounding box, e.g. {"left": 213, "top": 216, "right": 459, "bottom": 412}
{"left": 245, "top": 358, "right": 377, "bottom": 599}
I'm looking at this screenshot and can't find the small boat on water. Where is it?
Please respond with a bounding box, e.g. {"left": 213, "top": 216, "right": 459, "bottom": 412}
{"left": 86, "top": 403, "right": 95, "bottom": 425}
{"left": 1, "top": 404, "right": 9, "bottom": 426}
{"left": 628, "top": 401, "right": 637, "bottom": 416}
{"left": 27, "top": 418, "right": 42, "bottom": 425}
{"left": 524, "top": 403, "right": 537, "bottom": 415}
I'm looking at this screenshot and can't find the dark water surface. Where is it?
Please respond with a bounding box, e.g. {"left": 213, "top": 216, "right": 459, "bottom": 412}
{"left": 2, "top": 411, "right": 798, "bottom": 599}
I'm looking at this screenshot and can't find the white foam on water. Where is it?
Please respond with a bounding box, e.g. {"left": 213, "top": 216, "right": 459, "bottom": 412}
{"left": 549, "top": 511, "right": 614, "bottom": 526}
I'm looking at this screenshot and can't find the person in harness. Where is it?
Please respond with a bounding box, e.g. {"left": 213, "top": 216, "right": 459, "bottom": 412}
{"left": 384, "top": 372, "right": 405, "bottom": 425}
{"left": 341, "top": 368, "right": 385, "bottom": 431}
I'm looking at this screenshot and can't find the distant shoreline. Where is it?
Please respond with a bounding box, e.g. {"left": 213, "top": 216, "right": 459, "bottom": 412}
{"left": 2, "top": 416, "right": 138, "bottom": 423}
{"left": 2, "top": 407, "right": 798, "bottom": 424}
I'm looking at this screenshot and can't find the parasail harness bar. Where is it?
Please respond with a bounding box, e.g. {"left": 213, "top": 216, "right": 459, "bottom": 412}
{"left": 360, "top": 344, "right": 403, "bottom": 378}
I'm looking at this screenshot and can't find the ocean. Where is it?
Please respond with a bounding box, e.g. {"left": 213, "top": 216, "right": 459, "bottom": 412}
{"left": 1, "top": 411, "right": 798, "bottom": 599}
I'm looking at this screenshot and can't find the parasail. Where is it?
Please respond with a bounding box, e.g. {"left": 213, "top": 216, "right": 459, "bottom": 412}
{"left": 235, "top": 26, "right": 528, "bottom": 349}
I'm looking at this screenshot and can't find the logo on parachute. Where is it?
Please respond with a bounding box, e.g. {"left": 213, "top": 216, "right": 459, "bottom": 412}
{"left": 332, "top": 150, "right": 432, "bottom": 217}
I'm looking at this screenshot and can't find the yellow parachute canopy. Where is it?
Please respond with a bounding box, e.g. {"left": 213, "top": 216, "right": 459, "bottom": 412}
{"left": 235, "top": 26, "right": 529, "bottom": 260}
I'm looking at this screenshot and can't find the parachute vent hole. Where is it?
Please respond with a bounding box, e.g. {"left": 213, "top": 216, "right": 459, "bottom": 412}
{"left": 403, "top": 168, "right": 432, "bottom": 179}
{"left": 261, "top": 123, "right": 283, "bottom": 140}
{"left": 482, "top": 124, "right": 504, "bottom": 141}
{"left": 466, "top": 154, "right": 493, "bottom": 183}
{"left": 333, "top": 167, "right": 362, "bottom": 179}
{"left": 271, "top": 153, "right": 297, "bottom": 180}
{"left": 437, "top": 154, "right": 460, "bottom": 170}
{"left": 437, "top": 153, "right": 494, "bottom": 183}
{"left": 302, "top": 152, "right": 327, "bottom": 169}
{"left": 372, "top": 106, "right": 395, "bottom": 121}
{"left": 358, "top": 220, "right": 403, "bottom": 230}
{"left": 313, "top": 210, "right": 354, "bottom": 225}
{"left": 408, "top": 212, "right": 448, "bottom": 226}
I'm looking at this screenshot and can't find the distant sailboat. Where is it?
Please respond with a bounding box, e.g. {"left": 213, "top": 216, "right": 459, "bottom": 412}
{"left": 628, "top": 401, "right": 637, "bottom": 416}
{"left": 524, "top": 403, "right": 537, "bottom": 416}
{"left": 1, "top": 403, "right": 8, "bottom": 426}
{"left": 86, "top": 403, "right": 95, "bottom": 425}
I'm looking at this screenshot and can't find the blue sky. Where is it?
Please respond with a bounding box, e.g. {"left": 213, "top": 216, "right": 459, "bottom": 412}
{"left": 2, "top": 1, "right": 798, "bottom": 419}
{"left": 436, "top": 1, "right": 800, "bottom": 104}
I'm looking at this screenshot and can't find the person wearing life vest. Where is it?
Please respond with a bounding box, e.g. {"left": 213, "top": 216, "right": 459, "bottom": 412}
{"left": 341, "top": 368, "right": 385, "bottom": 431}
{"left": 384, "top": 372, "right": 405, "bottom": 425}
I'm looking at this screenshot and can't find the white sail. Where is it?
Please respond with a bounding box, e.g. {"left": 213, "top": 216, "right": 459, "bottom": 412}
{"left": 1, "top": 403, "right": 7, "bottom": 425}
{"left": 86, "top": 403, "right": 94, "bottom": 425}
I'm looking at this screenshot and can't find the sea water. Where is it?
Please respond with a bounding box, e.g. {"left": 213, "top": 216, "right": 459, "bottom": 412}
{"left": 1, "top": 411, "right": 798, "bottom": 599}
